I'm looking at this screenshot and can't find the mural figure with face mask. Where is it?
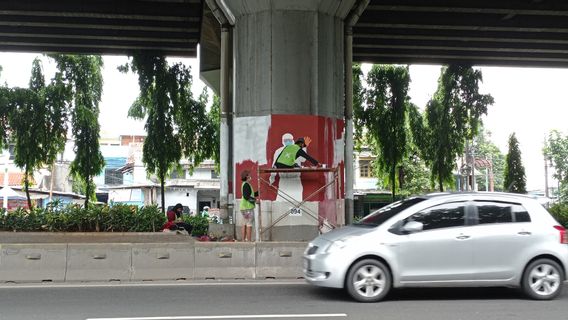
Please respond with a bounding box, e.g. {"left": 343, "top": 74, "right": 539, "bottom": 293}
{"left": 270, "top": 133, "right": 319, "bottom": 202}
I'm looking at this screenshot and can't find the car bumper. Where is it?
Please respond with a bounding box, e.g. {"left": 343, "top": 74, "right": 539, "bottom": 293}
{"left": 303, "top": 251, "right": 349, "bottom": 288}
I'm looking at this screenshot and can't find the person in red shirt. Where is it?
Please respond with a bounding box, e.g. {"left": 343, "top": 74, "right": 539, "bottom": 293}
{"left": 162, "top": 210, "right": 178, "bottom": 231}
{"left": 162, "top": 203, "right": 193, "bottom": 234}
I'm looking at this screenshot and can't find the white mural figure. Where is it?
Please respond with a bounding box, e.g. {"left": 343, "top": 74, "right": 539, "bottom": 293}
{"left": 270, "top": 133, "right": 302, "bottom": 202}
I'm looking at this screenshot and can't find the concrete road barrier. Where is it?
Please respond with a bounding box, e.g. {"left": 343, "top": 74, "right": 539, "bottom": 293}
{"left": 0, "top": 244, "right": 67, "bottom": 282}
{"left": 0, "top": 232, "right": 310, "bottom": 283}
{"left": 65, "top": 244, "right": 132, "bottom": 281}
{"left": 255, "top": 242, "right": 306, "bottom": 279}
{"left": 194, "top": 242, "right": 255, "bottom": 279}
{"left": 131, "top": 243, "right": 194, "bottom": 281}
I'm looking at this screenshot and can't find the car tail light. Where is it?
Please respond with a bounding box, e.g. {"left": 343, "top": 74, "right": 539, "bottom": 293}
{"left": 554, "top": 225, "right": 568, "bottom": 244}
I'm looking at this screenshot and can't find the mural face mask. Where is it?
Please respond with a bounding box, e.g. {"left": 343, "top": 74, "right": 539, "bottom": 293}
{"left": 284, "top": 139, "right": 294, "bottom": 146}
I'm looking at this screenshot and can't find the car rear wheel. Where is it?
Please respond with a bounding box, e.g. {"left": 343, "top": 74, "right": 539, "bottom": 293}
{"left": 522, "top": 258, "right": 564, "bottom": 300}
{"left": 345, "top": 259, "right": 391, "bottom": 302}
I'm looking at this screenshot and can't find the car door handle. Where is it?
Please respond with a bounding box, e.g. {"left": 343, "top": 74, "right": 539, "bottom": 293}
{"left": 456, "top": 235, "right": 470, "bottom": 240}
{"left": 518, "top": 231, "right": 532, "bottom": 236}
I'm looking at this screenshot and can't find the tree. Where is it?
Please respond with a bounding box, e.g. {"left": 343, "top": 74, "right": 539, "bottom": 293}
{"left": 503, "top": 133, "right": 526, "bottom": 193}
{"left": 8, "top": 59, "right": 69, "bottom": 208}
{"left": 544, "top": 130, "right": 568, "bottom": 202}
{"left": 472, "top": 128, "right": 505, "bottom": 192}
{"left": 352, "top": 63, "right": 365, "bottom": 151}
{"left": 50, "top": 54, "right": 105, "bottom": 207}
{"left": 175, "top": 85, "right": 217, "bottom": 174}
{"left": 120, "top": 53, "right": 215, "bottom": 213}
{"left": 397, "top": 150, "right": 432, "bottom": 196}
{"left": 0, "top": 66, "right": 10, "bottom": 151}
{"left": 355, "top": 65, "right": 411, "bottom": 200}
{"left": 419, "top": 65, "right": 494, "bottom": 191}
{"left": 207, "top": 93, "right": 221, "bottom": 172}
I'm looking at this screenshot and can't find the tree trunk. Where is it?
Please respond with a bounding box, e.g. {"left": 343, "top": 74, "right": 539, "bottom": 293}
{"left": 84, "top": 176, "right": 90, "bottom": 208}
{"left": 160, "top": 174, "right": 165, "bottom": 214}
{"left": 391, "top": 166, "right": 396, "bottom": 202}
{"left": 438, "top": 174, "right": 444, "bottom": 192}
{"left": 24, "top": 167, "right": 32, "bottom": 209}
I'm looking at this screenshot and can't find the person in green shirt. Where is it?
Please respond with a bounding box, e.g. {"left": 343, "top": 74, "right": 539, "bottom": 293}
{"left": 239, "top": 170, "right": 258, "bottom": 241}
{"left": 274, "top": 137, "right": 320, "bottom": 168}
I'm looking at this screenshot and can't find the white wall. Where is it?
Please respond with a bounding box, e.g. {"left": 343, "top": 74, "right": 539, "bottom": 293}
{"left": 188, "top": 168, "right": 214, "bottom": 180}
{"left": 157, "top": 188, "right": 198, "bottom": 214}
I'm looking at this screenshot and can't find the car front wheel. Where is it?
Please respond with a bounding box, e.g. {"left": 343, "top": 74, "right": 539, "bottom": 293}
{"left": 522, "top": 258, "right": 564, "bottom": 300}
{"left": 345, "top": 259, "right": 392, "bottom": 302}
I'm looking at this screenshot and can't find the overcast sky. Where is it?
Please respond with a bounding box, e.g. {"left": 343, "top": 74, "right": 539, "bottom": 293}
{"left": 1, "top": 53, "right": 566, "bottom": 191}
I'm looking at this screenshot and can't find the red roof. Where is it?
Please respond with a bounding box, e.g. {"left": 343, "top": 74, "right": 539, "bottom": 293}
{"left": 0, "top": 173, "right": 35, "bottom": 186}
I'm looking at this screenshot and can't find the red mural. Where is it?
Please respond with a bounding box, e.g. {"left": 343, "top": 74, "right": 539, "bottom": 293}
{"left": 235, "top": 114, "right": 344, "bottom": 204}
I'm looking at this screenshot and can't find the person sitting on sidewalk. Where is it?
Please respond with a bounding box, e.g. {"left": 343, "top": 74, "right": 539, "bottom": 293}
{"left": 162, "top": 203, "right": 193, "bottom": 234}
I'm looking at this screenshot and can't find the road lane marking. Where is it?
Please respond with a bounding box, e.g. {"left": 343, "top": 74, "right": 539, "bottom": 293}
{"left": 86, "top": 314, "right": 347, "bottom": 320}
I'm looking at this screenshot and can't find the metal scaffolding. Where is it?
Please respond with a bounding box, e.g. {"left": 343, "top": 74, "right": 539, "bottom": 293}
{"left": 257, "top": 166, "right": 341, "bottom": 241}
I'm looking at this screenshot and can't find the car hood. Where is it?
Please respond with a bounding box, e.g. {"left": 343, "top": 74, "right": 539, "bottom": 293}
{"left": 319, "top": 225, "right": 375, "bottom": 242}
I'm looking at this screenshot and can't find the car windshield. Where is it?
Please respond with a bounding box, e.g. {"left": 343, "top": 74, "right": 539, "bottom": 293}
{"left": 355, "top": 197, "right": 425, "bottom": 227}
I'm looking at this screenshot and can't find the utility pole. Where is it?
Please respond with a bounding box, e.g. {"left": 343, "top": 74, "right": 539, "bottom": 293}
{"left": 471, "top": 141, "right": 476, "bottom": 192}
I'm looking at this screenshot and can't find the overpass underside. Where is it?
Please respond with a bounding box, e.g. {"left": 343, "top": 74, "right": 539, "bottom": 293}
{"left": 1, "top": 1, "right": 567, "bottom": 67}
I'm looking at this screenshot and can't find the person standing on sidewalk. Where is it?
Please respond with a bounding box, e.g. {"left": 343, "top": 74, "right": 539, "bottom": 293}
{"left": 239, "top": 170, "right": 258, "bottom": 242}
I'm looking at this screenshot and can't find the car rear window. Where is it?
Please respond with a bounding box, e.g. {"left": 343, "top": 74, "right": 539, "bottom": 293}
{"left": 477, "top": 202, "right": 513, "bottom": 224}
{"left": 475, "top": 201, "right": 531, "bottom": 224}
{"left": 474, "top": 201, "right": 531, "bottom": 224}
{"left": 355, "top": 197, "right": 425, "bottom": 227}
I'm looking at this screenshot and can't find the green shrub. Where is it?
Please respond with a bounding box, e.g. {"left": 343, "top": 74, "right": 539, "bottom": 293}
{"left": 549, "top": 203, "right": 568, "bottom": 227}
{"left": 182, "top": 215, "right": 209, "bottom": 236}
{"left": 133, "top": 206, "right": 165, "bottom": 232}
{"left": 2, "top": 208, "right": 28, "bottom": 231}
{"left": 0, "top": 204, "right": 166, "bottom": 233}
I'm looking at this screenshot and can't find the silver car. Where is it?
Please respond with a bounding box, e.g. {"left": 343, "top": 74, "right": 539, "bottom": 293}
{"left": 304, "top": 192, "right": 568, "bottom": 302}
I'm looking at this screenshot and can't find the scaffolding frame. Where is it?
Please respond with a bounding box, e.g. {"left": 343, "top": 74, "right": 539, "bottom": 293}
{"left": 256, "top": 166, "right": 342, "bottom": 241}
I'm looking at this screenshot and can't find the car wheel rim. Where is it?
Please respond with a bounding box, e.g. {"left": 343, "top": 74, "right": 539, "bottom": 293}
{"left": 353, "top": 264, "right": 386, "bottom": 298}
{"left": 528, "top": 263, "right": 561, "bottom": 296}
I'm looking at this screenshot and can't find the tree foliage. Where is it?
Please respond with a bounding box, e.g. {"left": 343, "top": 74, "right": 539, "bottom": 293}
{"left": 503, "top": 133, "right": 526, "bottom": 193}
{"left": 397, "top": 150, "right": 433, "bottom": 196}
{"left": 207, "top": 93, "right": 221, "bottom": 172}
{"left": 50, "top": 54, "right": 105, "bottom": 207}
{"left": 120, "top": 53, "right": 215, "bottom": 212}
{"left": 0, "top": 65, "right": 11, "bottom": 150}
{"left": 7, "top": 58, "right": 70, "bottom": 208}
{"left": 352, "top": 63, "right": 365, "bottom": 151}
{"left": 418, "top": 65, "right": 494, "bottom": 191}
{"left": 544, "top": 130, "right": 568, "bottom": 202}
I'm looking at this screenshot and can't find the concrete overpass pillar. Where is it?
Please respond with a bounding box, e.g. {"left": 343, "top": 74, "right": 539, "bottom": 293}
{"left": 218, "top": 0, "right": 357, "bottom": 240}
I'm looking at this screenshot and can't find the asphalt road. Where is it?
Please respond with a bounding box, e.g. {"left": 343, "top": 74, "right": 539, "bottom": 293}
{"left": 0, "top": 280, "right": 566, "bottom": 320}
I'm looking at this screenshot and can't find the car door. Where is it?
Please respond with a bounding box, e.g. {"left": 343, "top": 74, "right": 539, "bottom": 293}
{"left": 396, "top": 201, "right": 476, "bottom": 283}
{"left": 469, "top": 201, "right": 534, "bottom": 280}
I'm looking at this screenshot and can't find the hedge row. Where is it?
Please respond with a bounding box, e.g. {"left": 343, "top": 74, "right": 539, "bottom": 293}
{"left": 1, "top": 202, "right": 565, "bottom": 234}
{"left": 0, "top": 204, "right": 209, "bottom": 236}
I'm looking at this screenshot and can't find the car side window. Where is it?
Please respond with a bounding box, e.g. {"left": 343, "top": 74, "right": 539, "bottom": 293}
{"left": 404, "top": 202, "right": 466, "bottom": 231}
{"left": 474, "top": 201, "right": 531, "bottom": 224}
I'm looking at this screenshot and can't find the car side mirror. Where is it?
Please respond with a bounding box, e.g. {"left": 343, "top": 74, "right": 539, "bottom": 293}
{"left": 402, "top": 221, "right": 423, "bottom": 233}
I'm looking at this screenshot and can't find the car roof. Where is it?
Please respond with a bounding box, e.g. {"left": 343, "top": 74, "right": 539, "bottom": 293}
{"left": 418, "top": 191, "right": 539, "bottom": 202}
